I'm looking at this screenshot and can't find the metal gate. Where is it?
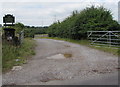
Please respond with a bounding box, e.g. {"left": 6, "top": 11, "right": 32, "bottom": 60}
{"left": 87, "top": 31, "right": 120, "bottom": 47}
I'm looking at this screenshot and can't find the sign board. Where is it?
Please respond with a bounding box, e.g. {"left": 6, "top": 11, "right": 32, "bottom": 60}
{"left": 3, "top": 14, "right": 15, "bottom": 23}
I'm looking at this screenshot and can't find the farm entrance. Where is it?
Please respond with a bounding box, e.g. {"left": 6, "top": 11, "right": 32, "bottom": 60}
{"left": 87, "top": 31, "right": 120, "bottom": 47}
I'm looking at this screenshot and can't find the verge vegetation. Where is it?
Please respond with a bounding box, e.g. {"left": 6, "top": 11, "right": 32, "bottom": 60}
{"left": 47, "top": 6, "right": 120, "bottom": 39}
{"left": 45, "top": 5, "right": 120, "bottom": 56}
{"left": 2, "top": 38, "right": 36, "bottom": 72}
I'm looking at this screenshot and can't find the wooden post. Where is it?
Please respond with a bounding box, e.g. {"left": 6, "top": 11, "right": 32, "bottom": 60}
{"left": 109, "top": 31, "right": 111, "bottom": 47}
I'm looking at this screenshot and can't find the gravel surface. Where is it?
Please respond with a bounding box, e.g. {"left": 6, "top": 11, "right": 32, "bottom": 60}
{"left": 2, "top": 39, "right": 118, "bottom": 85}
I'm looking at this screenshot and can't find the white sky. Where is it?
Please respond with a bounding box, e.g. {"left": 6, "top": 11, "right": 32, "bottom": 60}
{"left": 0, "top": 0, "right": 120, "bottom": 26}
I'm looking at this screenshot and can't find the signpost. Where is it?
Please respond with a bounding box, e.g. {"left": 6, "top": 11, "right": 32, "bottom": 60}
{"left": 3, "top": 14, "right": 15, "bottom": 26}
{"left": 3, "top": 14, "right": 16, "bottom": 43}
{"left": 3, "top": 14, "right": 24, "bottom": 45}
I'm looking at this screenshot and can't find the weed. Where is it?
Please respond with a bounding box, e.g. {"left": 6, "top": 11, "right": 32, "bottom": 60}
{"left": 2, "top": 38, "right": 36, "bottom": 72}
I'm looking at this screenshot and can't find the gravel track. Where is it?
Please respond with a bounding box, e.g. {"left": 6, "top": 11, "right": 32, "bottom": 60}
{"left": 2, "top": 39, "right": 118, "bottom": 85}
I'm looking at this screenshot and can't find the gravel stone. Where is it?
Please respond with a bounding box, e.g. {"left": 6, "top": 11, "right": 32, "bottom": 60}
{"left": 2, "top": 39, "right": 118, "bottom": 85}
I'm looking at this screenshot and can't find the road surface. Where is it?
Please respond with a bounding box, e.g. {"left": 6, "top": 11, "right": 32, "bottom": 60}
{"left": 2, "top": 39, "right": 118, "bottom": 85}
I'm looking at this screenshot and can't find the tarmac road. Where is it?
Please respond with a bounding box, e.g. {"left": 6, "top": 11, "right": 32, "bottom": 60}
{"left": 2, "top": 39, "right": 118, "bottom": 85}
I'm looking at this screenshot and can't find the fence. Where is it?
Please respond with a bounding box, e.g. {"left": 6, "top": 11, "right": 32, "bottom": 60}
{"left": 19, "top": 30, "right": 24, "bottom": 45}
{"left": 87, "top": 31, "right": 120, "bottom": 47}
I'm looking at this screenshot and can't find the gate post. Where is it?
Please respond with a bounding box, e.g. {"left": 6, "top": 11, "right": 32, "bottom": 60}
{"left": 109, "top": 31, "right": 111, "bottom": 47}
{"left": 19, "top": 30, "right": 24, "bottom": 45}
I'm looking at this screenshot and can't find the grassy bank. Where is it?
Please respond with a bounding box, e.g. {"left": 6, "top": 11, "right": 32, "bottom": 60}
{"left": 38, "top": 37, "right": 119, "bottom": 56}
{"left": 2, "top": 38, "right": 36, "bottom": 72}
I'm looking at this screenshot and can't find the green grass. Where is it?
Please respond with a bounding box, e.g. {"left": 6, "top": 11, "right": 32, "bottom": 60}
{"left": 2, "top": 38, "right": 36, "bottom": 72}
{"left": 37, "top": 37, "right": 119, "bottom": 56}
{"left": 35, "top": 34, "right": 48, "bottom": 35}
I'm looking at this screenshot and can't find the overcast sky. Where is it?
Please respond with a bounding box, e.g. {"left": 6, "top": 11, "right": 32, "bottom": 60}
{"left": 0, "top": 0, "right": 120, "bottom": 26}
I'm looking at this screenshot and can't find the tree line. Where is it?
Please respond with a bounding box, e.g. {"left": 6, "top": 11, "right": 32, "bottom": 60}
{"left": 24, "top": 26, "right": 48, "bottom": 38}
{"left": 47, "top": 6, "right": 120, "bottom": 40}
{"left": 6, "top": 23, "right": 48, "bottom": 38}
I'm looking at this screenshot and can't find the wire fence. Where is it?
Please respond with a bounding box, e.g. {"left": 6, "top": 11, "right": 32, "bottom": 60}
{"left": 87, "top": 31, "right": 120, "bottom": 47}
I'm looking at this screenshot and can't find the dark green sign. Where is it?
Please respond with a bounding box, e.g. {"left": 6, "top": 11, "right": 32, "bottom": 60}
{"left": 3, "top": 14, "right": 15, "bottom": 23}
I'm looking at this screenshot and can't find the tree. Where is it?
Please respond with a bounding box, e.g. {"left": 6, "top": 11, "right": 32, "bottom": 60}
{"left": 14, "top": 22, "right": 24, "bottom": 33}
{"left": 47, "top": 5, "right": 120, "bottom": 40}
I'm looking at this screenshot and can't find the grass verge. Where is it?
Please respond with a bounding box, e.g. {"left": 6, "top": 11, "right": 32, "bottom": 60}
{"left": 2, "top": 38, "right": 36, "bottom": 72}
{"left": 37, "top": 37, "right": 119, "bottom": 56}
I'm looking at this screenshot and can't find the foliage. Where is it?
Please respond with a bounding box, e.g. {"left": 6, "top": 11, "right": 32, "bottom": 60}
{"left": 24, "top": 26, "right": 48, "bottom": 38}
{"left": 34, "top": 28, "right": 47, "bottom": 34}
{"left": 2, "top": 22, "right": 25, "bottom": 34}
{"left": 2, "top": 38, "right": 36, "bottom": 72}
{"left": 47, "top": 6, "right": 120, "bottom": 40}
{"left": 14, "top": 22, "right": 24, "bottom": 33}
{"left": 2, "top": 22, "right": 48, "bottom": 38}
{"left": 24, "top": 28, "right": 35, "bottom": 38}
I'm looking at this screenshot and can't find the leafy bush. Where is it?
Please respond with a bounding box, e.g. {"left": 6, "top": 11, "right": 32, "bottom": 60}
{"left": 47, "top": 6, "right": 120, "bottom": 39}
{"left": 2, "top": 38, "right": 36, "bottom": 72}
{"left": 24, "top": 28, "right": 35, "bottom": 38}
{"left": 24, "top": 27, "right": 48, "bottom": 38}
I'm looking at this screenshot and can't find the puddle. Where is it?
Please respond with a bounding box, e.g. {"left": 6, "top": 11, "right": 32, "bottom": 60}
{"left": 64, "top": 45, "right": 70, "bottom": 47}
{"left": 40, "top": 78, "right": 63, "bottom": 82}
{"left": 53, "top": 40, "right": 65, "bottom": 43}
{"left": 47, "top": 54, "right": 65, "bottom": 59}
{"left": 47, "top": 53, "right": 72, "bottom": 60}
{"left": 63, "top": 53, "right": 72, "bottom": 58}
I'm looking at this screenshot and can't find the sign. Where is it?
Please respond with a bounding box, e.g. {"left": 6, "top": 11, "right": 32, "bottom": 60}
{"left": 3, "top": 14, "right": 15, "bottom": 23}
